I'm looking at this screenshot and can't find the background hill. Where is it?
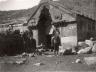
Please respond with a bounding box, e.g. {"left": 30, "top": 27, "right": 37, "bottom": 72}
{"left": 0, "top": 6, "right": 38, "bottom": 24}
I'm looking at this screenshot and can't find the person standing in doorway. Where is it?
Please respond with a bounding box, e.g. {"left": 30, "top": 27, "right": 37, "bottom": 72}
{"left": 52, "top": 29, "right": 61, "bottom": 56}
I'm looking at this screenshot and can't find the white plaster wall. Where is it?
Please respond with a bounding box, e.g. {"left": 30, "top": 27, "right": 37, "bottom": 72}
{"left": 61, "top": 36, "right": 77, "bottom": 48}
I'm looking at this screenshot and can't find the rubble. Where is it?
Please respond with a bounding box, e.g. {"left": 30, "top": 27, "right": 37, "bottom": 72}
{"left": 84, "top": 57, "right": 96, "bottom": 65}
{"left": 5, "top": 55, "right": 27, "bottom": 64}
{"left": 77, "top": 42, "right": 89, "bottom": 52}
{"left": 15, "top": 60, "right": 24, "bottom": 64}
{"left": 15, "top": 58, "right": 27, "bottom": 64}
{"left": 78, "top": 42, "right": 89, "bottom": 48}
{"left": 75, "top": 59, "right": 81, "bottom": 63}
{"left": 16, "top": 52, "right": 35, "bottom": 57}
{"left": 38, "top": 48, "right": 44, "bottom": 52}
{"left": 92, "top": 43, "right": 96, "bottom": 53}
{"left": 85, "top": 39, "right": 93, "bottom": 47}
{"left": 4, "top": 58, "right": 27, "bottom": 65}
{"left": 33, "top": 62, "right": 44, "bottom": 66}
{"left": 22, "top": 52, "right": 28, "bottom": 57}
{"left": 77, "top": 47, "right": 92, "bottom": 54}
{"left": 28, "top": 53, "right": 35, "bottom": 57}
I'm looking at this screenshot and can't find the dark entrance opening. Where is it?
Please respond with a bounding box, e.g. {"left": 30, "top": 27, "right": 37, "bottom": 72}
{"left": 37, "top": 6, "right": 52, "bottom": 49}
{"left": 45, "top": 34, "right": 52, "bottom": 49}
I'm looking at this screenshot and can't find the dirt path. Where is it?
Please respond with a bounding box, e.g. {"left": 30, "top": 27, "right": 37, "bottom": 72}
{"left": 0, "top": 54, "right": 96, "bottom": 72}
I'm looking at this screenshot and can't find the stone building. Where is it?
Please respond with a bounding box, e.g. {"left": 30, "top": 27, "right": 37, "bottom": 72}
{"left": 27, "top": 0, "right": 96, "bottom": 47}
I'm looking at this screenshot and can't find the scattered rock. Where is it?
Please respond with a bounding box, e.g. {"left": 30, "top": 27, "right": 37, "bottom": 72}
{"left": 28, "top": 53, "right": 35, "bottom": 57}
{"left": 15, "top": 61, "right": 24, "bottom": 64}
{"left": 78, "top": 42, "right": 84, "bottom": 46}
{"left": 22, "top": 52, "right": 28, "bottom": 57}
{"left": 15, "top": 58, "right": 26, "bottom": 65}
{"left": 84, "top": 57, "right": 96, "bottom": 65}
{"left": 75, "top": 59, "right": 81, "bottom": 63}
{"left": 85, "top": 40, "right": 93, "bottom": 47}
{"left": 78, "top": 42, "right": 88, "bottom": 48}
{"left": 77, "top": 47, "right": 92, "bottom": 54}
{"left": 33, "top": 62, "right": 44, "bottom": 66}
{"left": 76, "top": 42, "right": 89, "bottom": 53}
{"left": 15, "top": 53, "right": 35, "bottom": 58}
{"left": 92, "top": 43, "right": 96, "bottom": 53}
{"left": 38, "top": 48, "right": 44, "bottom": 52}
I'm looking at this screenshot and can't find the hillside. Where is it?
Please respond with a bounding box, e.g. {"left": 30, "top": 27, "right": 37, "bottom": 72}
{"left": 0, "top": 6, "right": 38, "bottom": 24}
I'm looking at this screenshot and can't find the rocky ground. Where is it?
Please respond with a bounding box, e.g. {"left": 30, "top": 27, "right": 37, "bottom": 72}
{"left": 0, "top": 52, "right": 96, "bottom": 72}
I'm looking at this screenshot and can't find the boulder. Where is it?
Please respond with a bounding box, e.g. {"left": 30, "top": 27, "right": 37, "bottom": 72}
{"left": 78, "top": 42, "right": 85, "bottom": 46}
{"left": 76, "top": 42, "right": 89, "bottom": 52}
{"left": 92, "top": 43, "right": 96, "bottom": 53}
{"left": 84, "top": 57, "right": 96, "bottom": 65}
{"left": 75, "top": 59, "right": 81, "bottom": 63}
{"left": 85, "top": 40, "right": 93, "bottom": 47}
{"left": 78, "top": 42, "right": 89, "bottom": 48}
{"left": 77, "top": 47, "right": 92, "bottom": 54}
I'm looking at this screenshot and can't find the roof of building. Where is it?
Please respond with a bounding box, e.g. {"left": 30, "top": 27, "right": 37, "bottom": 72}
{"left": 56, "top": 0, "right": 96, "bottom": 21}
{"left": 28, "top": 0, "right": 96, "bottom": 23}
